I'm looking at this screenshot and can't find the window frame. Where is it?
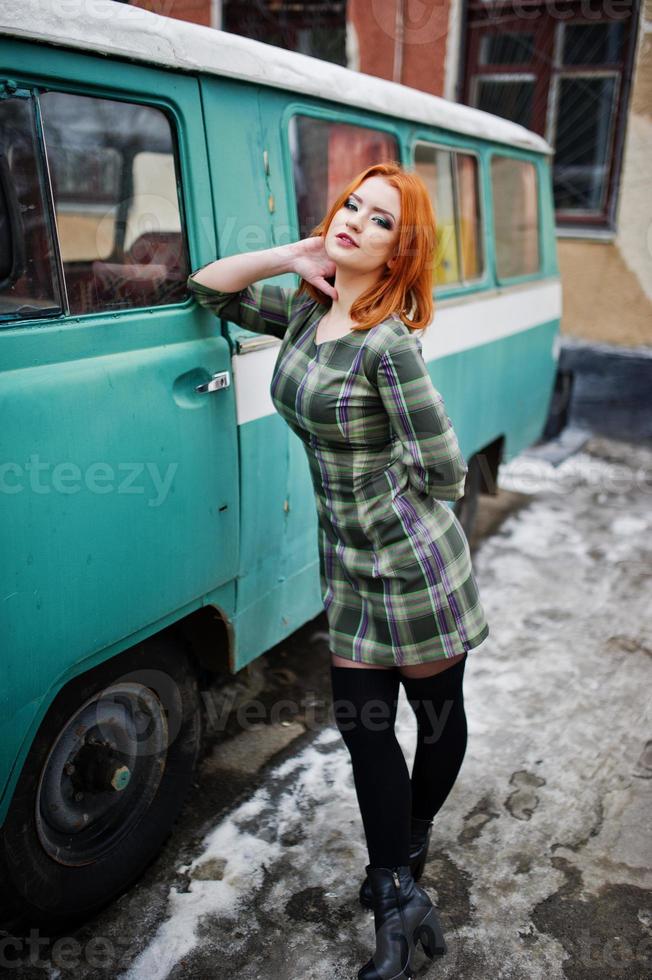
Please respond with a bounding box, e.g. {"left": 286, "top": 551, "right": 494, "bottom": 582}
{"left": 460, "top": 0, "right": 640, "bottom": 235}
{"left": 2, "top": 81, "right": 193, "bottom": 325}
{"left": 34, "top": 89, "right": 70, "bottom": 314}
{"left": 282, "top": 104, "right": 403, "bottom": 244}
{"left": 468, "top": 72, "right": 538, "bottom": 128}
{"left": 546, "top": 15, "right": 626, "bottom": 226}
{"left": 546, "top": 67, "right": 621, "bottom": 219}
{"left": 412, "top": 137, "right": 488, "bottom": 294}
{"left": 488, "top": 150, "right": 543, "bottom": 286}
{"left": 0, "top": 87, "right": 65, "bottom": 324}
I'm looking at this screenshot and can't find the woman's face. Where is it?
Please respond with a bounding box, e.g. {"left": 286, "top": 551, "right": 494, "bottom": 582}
{"left": 324, "top": 175, "right": 402, "bottom": 278}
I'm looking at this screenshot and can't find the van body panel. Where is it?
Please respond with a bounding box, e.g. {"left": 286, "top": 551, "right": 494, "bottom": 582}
{"left": 0, "top": 47, "right": 240, "bottom": 820}
{"left": 199, "top": 78, "right": 325, "bottom": 670}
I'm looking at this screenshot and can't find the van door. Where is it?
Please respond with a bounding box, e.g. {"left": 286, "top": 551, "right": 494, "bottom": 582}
{"left": 0, "top": 75, "right": 238, "bottom": 713}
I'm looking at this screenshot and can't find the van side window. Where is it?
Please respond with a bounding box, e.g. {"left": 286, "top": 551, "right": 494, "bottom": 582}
{"left": 413, "top": 143, "right": 484, "bottom": 289}
{"left": 39, "top": 92, "right": 190, "bottom": 315}
{"left": 289, "top": 115, "right": 399, "bottom": 238}
{"left": 456, "top": 154, "right": 484, "bottom": 281}
{"left": 491, "top": 155, "right": 540, "bottom": 280}
{"left": 414, "top": 144, "right": 458, "bottom": 287}
{"left": 0, "top": 94, "right": 63, "bottom": 322}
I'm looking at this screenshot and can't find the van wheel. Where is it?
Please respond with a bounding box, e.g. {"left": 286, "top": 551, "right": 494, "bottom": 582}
{"left": 454, "top": 453, "right": 481, "bottom": 540}
{"left": 0, "top": 630, "right": 201, "bottom": 935}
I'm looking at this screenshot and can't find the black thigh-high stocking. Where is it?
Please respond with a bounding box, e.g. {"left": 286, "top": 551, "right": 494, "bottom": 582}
{"left": 399, "top": 654, "right": 468, "bottom": 822}
{"left": 330, "top": 664, "right": 410, "bottom": 868}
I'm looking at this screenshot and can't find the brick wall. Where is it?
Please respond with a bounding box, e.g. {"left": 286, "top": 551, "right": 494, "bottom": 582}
{"left": 128, "top": 0, "right": 212, "bottom": 28}
{"left": 348, "top": 0, "right": 451, "bottom": 96}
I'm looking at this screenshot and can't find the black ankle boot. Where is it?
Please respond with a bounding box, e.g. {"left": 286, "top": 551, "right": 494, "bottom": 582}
{"left": 359, "top": 817, "right": 433, "bottom": 910}
{"left": 357, "top": 865, "right": 446, "bottom": 980}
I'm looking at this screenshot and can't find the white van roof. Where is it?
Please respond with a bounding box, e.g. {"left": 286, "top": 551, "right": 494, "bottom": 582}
{"left": 0, "top": 0, "right": 552, "bottom": 155}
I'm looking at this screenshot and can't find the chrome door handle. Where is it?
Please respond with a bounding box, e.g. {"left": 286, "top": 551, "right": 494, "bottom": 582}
{"left": 195, "top": 371, "right": 231, "bottom": 393}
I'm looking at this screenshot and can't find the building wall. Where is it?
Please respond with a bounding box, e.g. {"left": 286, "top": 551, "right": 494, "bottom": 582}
{"left": 129, "top": 0, "right": 212, "bottom": 28}
{"left": 347, "top": 0, "right": 451, "bottom": 95}
{"left": 616, "top": 0, "right": 652, "bottom": 307}
{"left": 558, "top": 3, "right": 652, "bottom": 348}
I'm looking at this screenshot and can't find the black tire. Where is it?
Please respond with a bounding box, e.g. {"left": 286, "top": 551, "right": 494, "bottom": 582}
{"left": 0, "top": 629, "right": 201, "bottom": 935}
{"left": 454, "top": 453, "right": 481, "bottom": 541}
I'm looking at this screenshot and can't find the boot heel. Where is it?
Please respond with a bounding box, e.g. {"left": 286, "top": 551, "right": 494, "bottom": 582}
{"left": 410, "top": 850, "right": 427, "bottom": 881}
{"left": 414, "top": 907, "right": 447, "bottom": 958}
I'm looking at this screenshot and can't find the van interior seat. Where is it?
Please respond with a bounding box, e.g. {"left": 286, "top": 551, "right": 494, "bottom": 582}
{"left": 79, "top": 232, "right": 185, "bottom": 311}
{"left": 91, "top": 260, "right": 169, "bottom": 308}
{"left": 127, "top": 230, "right": 184, "bottom": 272}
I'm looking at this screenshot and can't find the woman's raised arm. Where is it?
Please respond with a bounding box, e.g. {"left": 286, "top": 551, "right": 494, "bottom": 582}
{"left": 187, "top": 238, "right": 337, "bottom": 339}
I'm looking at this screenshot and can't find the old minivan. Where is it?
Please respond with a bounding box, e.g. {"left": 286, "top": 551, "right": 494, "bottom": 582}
{"left": 0, "top": 0, "right": 561, "bottom": 929}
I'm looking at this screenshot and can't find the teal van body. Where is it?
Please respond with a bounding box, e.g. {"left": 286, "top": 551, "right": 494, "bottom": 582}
{"left": 0, "top": 0, "right": 560, "bottom": 923}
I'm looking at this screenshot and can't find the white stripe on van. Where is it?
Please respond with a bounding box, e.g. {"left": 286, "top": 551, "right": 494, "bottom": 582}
{"left": 232, "top": 279, "right": 562, "bottom": 426}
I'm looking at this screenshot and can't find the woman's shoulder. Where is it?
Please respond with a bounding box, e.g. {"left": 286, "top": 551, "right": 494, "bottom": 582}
{"left": 363, "top": 314, "right": 424, "bottom": 362}
{"left": 359, "top": 315, "right": 425, "bottom": 386}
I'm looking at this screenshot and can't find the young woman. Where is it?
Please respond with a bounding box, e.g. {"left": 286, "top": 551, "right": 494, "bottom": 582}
{"left": 187, "top": 162, "right": 489, "bottom": 979}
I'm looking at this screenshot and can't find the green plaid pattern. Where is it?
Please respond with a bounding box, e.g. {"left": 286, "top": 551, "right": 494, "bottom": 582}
{"left": 188, "top": 272, "right": 490, "bottom": 665}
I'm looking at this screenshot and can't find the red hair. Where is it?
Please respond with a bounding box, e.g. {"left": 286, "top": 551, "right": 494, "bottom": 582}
{"left": 297, "top": 162, "right": 437, "bottom": 332}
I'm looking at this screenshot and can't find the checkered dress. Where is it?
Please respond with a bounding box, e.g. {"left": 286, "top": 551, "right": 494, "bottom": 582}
{"left": 188, "top": 271, "right": 490, "bottom": 665}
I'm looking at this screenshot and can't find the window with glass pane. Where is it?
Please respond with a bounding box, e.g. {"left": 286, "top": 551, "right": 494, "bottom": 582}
{"left": 479, "top": 32, "right": 535, "bottom": 64}
{"left": 456, "top": 154, "right": 483, "bottom": 280}
{"left": 552, "top": 75, "right": 618, "bottom": 213}
{"left": 491, "top": 156, "right": 539, "bottom": 279}
{"left": 0, "top": 95, "right": 62, "bottom": 322}
{"left": 413, "top": 144, "right": 459, "bottom": 287}
{"left": 289, "top": 115, "right": 399, "bottom": 238}
{"left": 463, "top": 4, "right": 636, "bottom": 229}
{"left": 39, "top": 92, "right": 190, "bottom": 315}
{"left": 562, "top": 22, "right": 625, "bottom": 65}
{"left": 472, "top": 76, "right": 535, "bottom": 128}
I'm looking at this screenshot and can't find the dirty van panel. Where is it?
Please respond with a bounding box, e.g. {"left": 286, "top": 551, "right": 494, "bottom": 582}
{"left": 0, "top": 72, "right": 238, "bottom": 817}
{"left": 198, "top": 79, "right": 324, "bottom": 668}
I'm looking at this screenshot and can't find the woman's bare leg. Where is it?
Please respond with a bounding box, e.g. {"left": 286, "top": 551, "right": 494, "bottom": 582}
{"left": 331, "top": 653, "right": 394, "bottom": 670}
{"left": 398, "top": 651, "right": 466, "bottom": 679}
{"left": 331, "top": 653, "right": 467, "bottom": 674}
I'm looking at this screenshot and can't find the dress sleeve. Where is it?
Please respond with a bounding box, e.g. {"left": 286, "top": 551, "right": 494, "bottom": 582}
{"left": 376, "top": 332, "right": 468, "bottom": 501}
{"left": 187, "top": 269, "right": 299, "bottom": 340}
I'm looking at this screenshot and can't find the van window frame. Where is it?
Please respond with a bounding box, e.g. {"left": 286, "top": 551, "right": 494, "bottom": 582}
{"left": 4, "top": 78, "right": 194, "bottom": 325}
{"left": 411, "top": 137, "right": 488, "bottom": 296}
{"left": 488, "top": 148, "right": 544, "bottom": 287}
{"left": 280, "top": 103, "right": 404, "bottom": 245}
{"left": 0, "top": 85, "right": 66, "bottom": 324}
